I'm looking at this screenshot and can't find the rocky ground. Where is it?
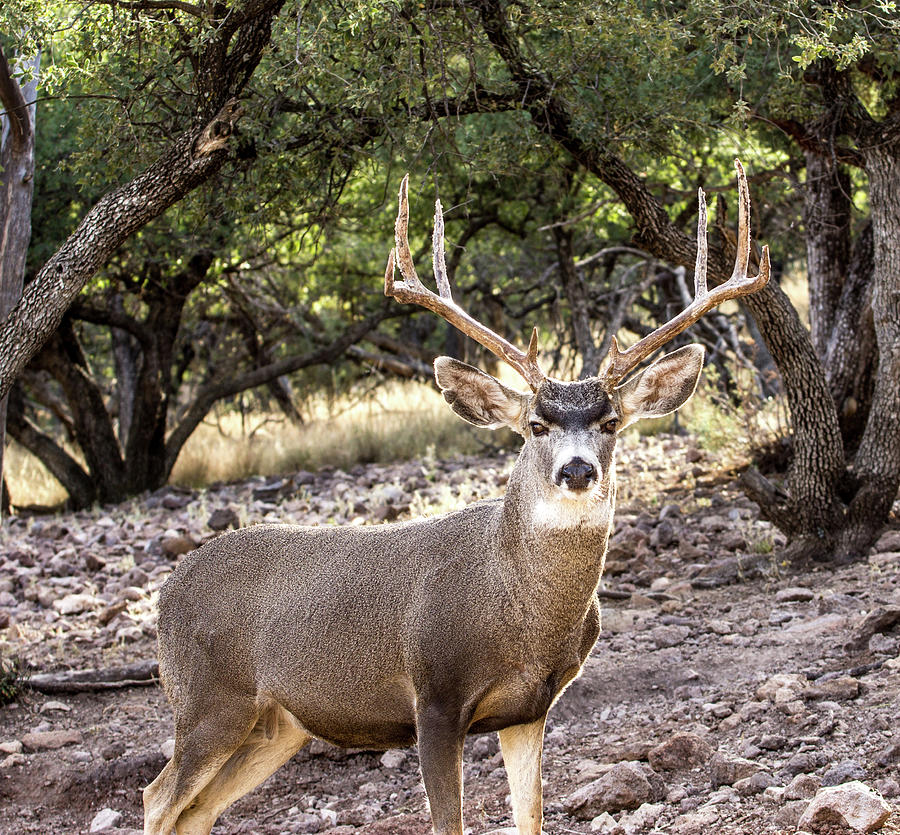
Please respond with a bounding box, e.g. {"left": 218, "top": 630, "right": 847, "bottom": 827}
{"left": 1, "top": 434, "right": 900, "bottom": 835}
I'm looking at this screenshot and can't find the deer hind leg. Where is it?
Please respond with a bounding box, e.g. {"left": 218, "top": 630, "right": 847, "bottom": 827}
{"left": 143, "top": 698, "right": 259, "bottom": 835}
{"left": 497, "top": 715, "right": 546, "bottom": 835}
{"left": 174, "top": 704, "right": 311, "bottom": 835}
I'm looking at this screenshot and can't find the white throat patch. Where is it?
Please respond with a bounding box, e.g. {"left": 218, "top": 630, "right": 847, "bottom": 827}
{"left": 531, "top": 491, "right": 611, "bottom": 530}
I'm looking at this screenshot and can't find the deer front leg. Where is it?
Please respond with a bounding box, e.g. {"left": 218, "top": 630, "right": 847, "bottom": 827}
{"left": 416, "top": 701, "right": 467, "bottom": 835}
{"left": 497, "top": 715, "right": 546, "bottom": 835}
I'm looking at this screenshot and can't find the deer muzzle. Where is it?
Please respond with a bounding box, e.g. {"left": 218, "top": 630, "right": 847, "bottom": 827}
{"left": 556, "top": 457, "right": 597, "bottom": 492}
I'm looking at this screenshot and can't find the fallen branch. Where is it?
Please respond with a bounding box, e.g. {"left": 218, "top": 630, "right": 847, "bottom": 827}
{"left": 26, "top": 660, "right": 160, "bottom": 694}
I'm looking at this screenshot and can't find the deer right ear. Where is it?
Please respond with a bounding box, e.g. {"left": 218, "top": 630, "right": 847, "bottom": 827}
{"left": 434, "top": 357, "right": 530, "bottom": 433}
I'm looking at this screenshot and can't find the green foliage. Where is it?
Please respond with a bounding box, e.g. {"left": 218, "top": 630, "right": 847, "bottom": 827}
{"left": 0, "top": 656, "right": 24, "bottom": 706}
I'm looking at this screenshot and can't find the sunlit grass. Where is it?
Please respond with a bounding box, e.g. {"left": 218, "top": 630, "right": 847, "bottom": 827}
{"left": 169, "top": 380, "right": 516, "bottom": 488}
{"left": 6, "top": 366, "right": 787, "bottom": 507}
{"left": 5, "top": 442, "right": 70, "bottom": 509}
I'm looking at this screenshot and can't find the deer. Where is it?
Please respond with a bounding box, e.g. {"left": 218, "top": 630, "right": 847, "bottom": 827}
{"left": 143, "top": 159, "right": 769, "bottom": 835}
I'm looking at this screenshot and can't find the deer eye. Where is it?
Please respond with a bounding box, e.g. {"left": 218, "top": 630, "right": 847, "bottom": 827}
{"left": 601, "top": 418, "right": 619, "bottom": 434}
{"left": 529, "top": 421, "right": 549, "bottom": 436}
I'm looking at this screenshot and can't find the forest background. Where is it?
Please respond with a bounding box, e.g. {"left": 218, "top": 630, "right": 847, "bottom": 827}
{"left": 0, "top": 0, "right": 898, "bottom": 564}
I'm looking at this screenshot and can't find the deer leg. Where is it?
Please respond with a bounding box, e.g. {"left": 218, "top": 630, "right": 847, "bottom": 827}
{"left": 416, "top": 702, "right": 467, "bottom": 835}
{"left": 143, "top": 700, "right": 259, "bottom": 835}
{"left": 174, "top": 704, "right": 311, "bottom": 834}
{"left": 497, "top": 715, "right": 546, "bottom": 835}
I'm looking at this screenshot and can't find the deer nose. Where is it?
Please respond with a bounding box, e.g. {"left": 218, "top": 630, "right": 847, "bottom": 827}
{"left": 558, "top": 457, "right": 597, "bottom": 491}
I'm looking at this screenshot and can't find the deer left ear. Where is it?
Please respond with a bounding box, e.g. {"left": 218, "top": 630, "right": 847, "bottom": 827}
{"left": 614, "top": 344, "right": 704, "bottom": 427}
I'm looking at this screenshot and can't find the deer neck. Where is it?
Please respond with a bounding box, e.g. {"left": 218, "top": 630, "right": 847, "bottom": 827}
{"left": 495, "top": 457, "right": 616, "bottom": 620}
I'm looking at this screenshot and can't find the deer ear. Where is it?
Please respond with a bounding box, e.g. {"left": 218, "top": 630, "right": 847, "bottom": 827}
{"left": 434, "top": 357, "right": 530, "bottom": 433}
{"left": 614, "top": 344, "right": 704, "bottom": 427}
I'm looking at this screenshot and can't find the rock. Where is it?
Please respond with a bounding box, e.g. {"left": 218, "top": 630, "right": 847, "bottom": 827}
{"left": 670, "top": 806, "right": 720, "bottom": 834}
{"left": 875, "top": 740, "right": 900, "bottom": 767}
{"left": 781, "top": 751, "right": 828, "bottom": 778}
{"left": 708, "top": 619, "right": 732, "bottom": 635}
{"left": 782, "top": 613, "right": 847, "bottom": 639}
{"left": 874, "top": 529, "right": 900, "bottom": 552}
{"left": 868, "top": 633, "right": 898, "bottom": 654}
{"left": 797, "top": 781, "right": 891, "bottom": 833}
{"left": 648, "top": 733, "right": 712, "bottom": 772}
{"left": 0, "top": 740, "right": 23, "bottom": 754}
{"left": 565, "top": 761, "right": 659, "bottom": 818}
{"left": 733, "top": 771, "right": 776, "bottom": 796}
{"left": 784, "top": 773, "right": 822, "bottom": 800}
{"left": 776, "top": 586, "right": 815, "bottom": 603}
{"left": 161, "top": 535, "right": 197, "bottom": 558}
{"left": 379, "top": 749, "right": 406, "bottom": 769}
{"left": 160, "top": 738, "right": 176, "bottom": 759}
{"left": 470, "top": 735, "right": 499, "bottom": 760}
{"left": 758, "top": 734, "right": 787, "bottom": 750}
{"left": 709, "top": 751, "right": 762, "bottom": 787}
{"left": 52, "top": 593, "right": 97, "bottom": 615}
{"left": 101, "top": 741, "right": 127, "bottom": 760}
{"left": 873, "top": 777, "right": 900, "bottom": 799}
{"left": 21, "top": 729, "right": 83, "bottom": 750}
{"left": 589, "top": 812, "right": 623, "bottom": 834}
{"left": 846, "top": 606, "right": 900, "bottom": 652}
{"left": 208, "top": 507, "right": 240, "bottom": 531}
{"left": 617, "top": 802, "right": 664, "bottom": 834}
{"left": 650, "top": 520, "right": 677, "bottom": 550}
{"left": 774, "top": 799, "right": 809, "bottom": 829}
{"left": 822, "top": 760, "right": 866, "bottom": 786}
{"left": 756, "top": 673, "right": 807, "bottom": 703}
{"left": 90, "top": 808, "right": 122, "bottom": 832}
{"left": 804, "top": 676, "right": 859, "bottom": 701}
{"left": 1, "top": 753, "right": 26, "bottom": 768}
{"left": 83, "top": 552, "right": 107, "bottom": 572}
{"left": 291, "top": 812, "right": 322, "bottom": 833}
{"left": 39, "top": 700, "right": 72, "bottom": 713}
{"left": 649, "top": 624, "right": 691, "bottom": 649}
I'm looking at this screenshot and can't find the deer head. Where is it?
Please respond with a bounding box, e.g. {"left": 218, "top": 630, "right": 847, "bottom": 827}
{"left": 384, "top": 161, "right": 770, "bottom": 520}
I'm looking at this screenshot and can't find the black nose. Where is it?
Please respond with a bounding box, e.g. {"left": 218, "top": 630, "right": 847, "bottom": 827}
{"left": 558, "top": 457, "right": 597, "bottom": 491}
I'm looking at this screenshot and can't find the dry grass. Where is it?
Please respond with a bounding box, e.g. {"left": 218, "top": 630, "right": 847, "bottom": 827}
{"left": 169, "top": 380, "right": 513, "bottom": 487}
{"left": 5, "top": 442, "right": 70, "bottom": 509}
{"left": 6, "top": 371, "right": 777, "bottom": 507}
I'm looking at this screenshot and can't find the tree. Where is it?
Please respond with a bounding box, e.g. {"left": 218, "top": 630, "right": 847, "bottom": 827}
{"left": 0, "top": 41, "right": 39, "bottom": 514}
{"left": 0, "top": 0, "right": 287, "bottom": 404}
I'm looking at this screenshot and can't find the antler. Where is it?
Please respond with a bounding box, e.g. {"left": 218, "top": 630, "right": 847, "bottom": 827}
{"left": 599, "top": 159, "right": 771, "bottom": 391}
{"left": 384, "top": 175, "right": 546, "bottom": 390}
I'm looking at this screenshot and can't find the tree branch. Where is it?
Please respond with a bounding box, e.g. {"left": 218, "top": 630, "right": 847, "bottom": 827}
{"left": 85, "top": 0, "right": 203, "bottom": 16}
{"left": 0, "top": 45, "right": 31, "bottom": 149}
{"left": 163, "top": 307, "right": 389, "bottom": 475}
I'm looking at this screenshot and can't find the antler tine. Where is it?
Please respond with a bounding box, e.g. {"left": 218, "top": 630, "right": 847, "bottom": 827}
{"left": 384, "top": 176, "right": 547, "bottom": 391}
{"left": 599, "top": 158, "right": 771, "bottom": 392}
{"left": 694, "top": 187, "right": 708, "bottom": 298}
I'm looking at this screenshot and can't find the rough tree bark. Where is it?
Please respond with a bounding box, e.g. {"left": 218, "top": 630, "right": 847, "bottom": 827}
{"left": 552, "top": 226, "right": 601, "bottom": 378}
{"left": 842, "top": 143, "right": 900, "bottom": 554}
{"left": 0, "top": 0, "right": 287, "bottom": 405}
{"left": 0, "top": 45, "right": 38, "bottom": 512}
{"left": 476, "top": 0, "right": 856, "bottom": 558}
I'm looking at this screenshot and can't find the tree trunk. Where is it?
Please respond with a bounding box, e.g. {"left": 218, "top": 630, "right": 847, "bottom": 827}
{"left": 553, "top": 227, "right": 601, "bottom": 378}
{"left": 804, "top": 151, "right": 851, "bottom": 358}
{"left": 839, "top": 145, "right": 900, "bottom": 555}
{"left": 823, "top": 222, "right": 876, "bottom": 453}
{"left": 111, "top": 294, "right": 139, "bottom": 446}
{"left": 0, "top": 46, "right": 39, "bottom": 516}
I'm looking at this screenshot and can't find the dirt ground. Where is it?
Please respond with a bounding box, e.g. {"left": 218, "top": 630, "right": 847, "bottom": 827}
{"left": 1, "top": 434, "right": 899, "bottom": 834}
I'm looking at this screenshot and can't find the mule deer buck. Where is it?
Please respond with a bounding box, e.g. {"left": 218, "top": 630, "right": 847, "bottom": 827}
{"left": 144, "top": 160, "right": 769, "bottom": 835}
